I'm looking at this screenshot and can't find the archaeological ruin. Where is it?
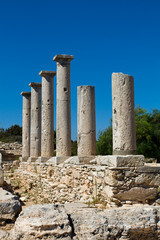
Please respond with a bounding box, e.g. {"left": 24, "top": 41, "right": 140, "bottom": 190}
{"left": 1, "top": 54, "right": 160, "bottom": 239}
{"left": 16, "top": 54, "right": 160, "bottom": 206}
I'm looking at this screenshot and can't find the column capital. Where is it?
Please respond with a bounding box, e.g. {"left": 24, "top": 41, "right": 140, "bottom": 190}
{"left": 29, "top": 82, "right": 42, "bottom": 87}
{"left": 21, "top": 92, "right": 31, "bottom": 96}
{"left": 53, "top": 54, "right": 74, "bottom": 62}
{"left": 39, "top": 71, "right": 56, "bottom": 77}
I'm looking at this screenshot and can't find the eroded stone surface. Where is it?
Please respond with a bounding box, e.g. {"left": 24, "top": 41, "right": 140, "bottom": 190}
{"left": 65, "top": 204, "right": 160, "bottom": 240}
{"left": 115, "top": 187, "right": 157, "bottom": 203}
{"left": 0, "top": 188, "right": 21, "bottom": 224}
{"left": 40, "top": 71, "right": 56, "bottom": 157}
{"left": 11, "top": 204, "right": 72, "bottom": 240}
{"left": 95, "top": 155, "right": 144, "bottom": 167}
{"left": 21, "top": 92, "right": 31, "bottom": 160}
{"left": 53, "top": 54, "right": 74, "bottom": 157}
{"left": 29, "top": 82, "right": 42, "bottom": 158}
{"left": 77, "top": 86, "right": 96, "bottom": 156}
{"left": 112, "top": 73, "right": 136, "bottom": 155}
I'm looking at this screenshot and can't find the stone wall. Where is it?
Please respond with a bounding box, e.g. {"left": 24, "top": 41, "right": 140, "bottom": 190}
{"left": 4, "top": 156, "right": 160, "bottom": 207}
{"left": 0, "top": 142, "right": 22, "bottom": 162}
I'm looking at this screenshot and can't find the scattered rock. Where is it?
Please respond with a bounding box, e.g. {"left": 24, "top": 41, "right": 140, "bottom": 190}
{"left": 65, "top": 203, "right": 160, "bottom": 240}
{"left": 11, "top": 204, "right": 72, "bottom": 240}
{"left": 0, "top": 188, "right": 21, "bottom": 224}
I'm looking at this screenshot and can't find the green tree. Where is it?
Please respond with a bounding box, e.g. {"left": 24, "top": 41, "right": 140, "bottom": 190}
{"left": 96, "top": 106, "right": 160, "bottom": 161}
{"left": 96, "top": 125, "right": 112, "bottom": 155}
{"left": 0, "top": 125, "right": 22, "bottom": 143}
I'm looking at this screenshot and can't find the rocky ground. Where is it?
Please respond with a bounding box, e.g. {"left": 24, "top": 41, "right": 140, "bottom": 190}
{"left": 1, "top": 144, "right": 160, "bottom": 239}
{"left": 1, "top": 191, "right": 160, "bottom": 240}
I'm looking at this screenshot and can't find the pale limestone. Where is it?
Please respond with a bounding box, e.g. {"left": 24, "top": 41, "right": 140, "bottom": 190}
{"left": 39, "top": 71, "right": 56, "bottom": 157}
{"left": 95, "top": 155, "right": 144, "bottom": 167}
{"left": 115, "top": 187, "right": 157, "bottom": 202}
{"left": 77, "top": 86, "right": 96, "bottom": 156}
{"left": 0, "top": 188, "right": 21, "bottom": 223}
{"left": 29, "top": 82, "right": 42, "bottom": 158}
{"left": 11, "top": 204, "right": 72, "bottom": 240}
{"left": 53, "top": 54, "right": 74, "bottom": 157}
{"left": 21, "top": 92, "right": 31, "bottom": 160}
{"left": 112, "top": 73, "right": 136, "bottom": 155}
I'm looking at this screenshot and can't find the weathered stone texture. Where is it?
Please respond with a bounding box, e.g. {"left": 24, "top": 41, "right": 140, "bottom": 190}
{"left": 77, "top": 86, "right": 96, "bottom": 156}
{"left": 40, "top": 71, "right": 56, "bottom": 157}
{"left": 21, "top": 92, "right": 31, "bottom": 160}
{"left": 29, "top": 82, "right": 42, "bottom": 158}
{"left": 53, "top": 55, "right": 74, "bottom": 157}
{"left": 0, "top": 188, "right": 21, "bottom": 224}
{"left": 112, "top": 73, "right": 136, "bottom": 155}
{"left": 11, "top": 204, "right": 72, "bottom": 240}
{"left": 4, "top": 159, "right": 160, "bottom": 206}
{"left": 10, "top": 203, "right": 160, "bottom": 240}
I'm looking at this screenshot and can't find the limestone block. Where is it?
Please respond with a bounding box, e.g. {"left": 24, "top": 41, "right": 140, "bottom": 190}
{"left": 11, "top": 204, "right": 72, "bottom": 240}
{"left": 0, "top": 188, "right": 21, "bottom": 223}
{"left": 112, "top": 73, "right": 136, "bottom": 155}
{"left": 115, "top": 187, "right": 157, "bottom": 202}
{"left": 137, "top": 164, "right": 160, "bottom": 173}
{"left": 65, "top": 203, "right": 160, "bottom": 240}
{"left": 96, "top": 155, "right": 144, "bottom": 167}
{"left": 135, "top": 173, "right": 160, "bottom": 187}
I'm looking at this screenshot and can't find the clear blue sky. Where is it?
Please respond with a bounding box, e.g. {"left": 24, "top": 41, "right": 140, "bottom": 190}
{"left": 0, "top": 0, "right": 160, "bottom": 140}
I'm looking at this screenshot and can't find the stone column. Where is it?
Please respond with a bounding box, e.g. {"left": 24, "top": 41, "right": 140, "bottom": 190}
{"left": 53, "top": 54, "right": 74, "bottom": 157}
{"left": 39, "top": 71, "right": 56, "bottom": 158}
{"left": 77, "top": 86, "right": 96, "bottom": 156}
{"left": 29, "top": 82, "right": 42, "bottom": 159}
{"left": 21, "top": 92, "right": 31, "bottom": 160}
{"left": 112, "top": 72, "right": 136, "bottom": 155}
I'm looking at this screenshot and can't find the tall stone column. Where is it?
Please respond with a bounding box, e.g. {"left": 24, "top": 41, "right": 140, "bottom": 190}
{"left": 21, "top": 92, "right": 31, "bottom": 160}
{"left": 77, "top": 86, "right": 96, "bottom": 156}
{"left": 112, "top": 72, "right": 136, "bottom": 155}
{"left": 29, "top": 82, "right": 42, "bottom": 159}
{"left": 39, "top": 71, "right": 56, "bottom": 158}
{"left": 53, "top": 54, "right": 74, "bottom": 156}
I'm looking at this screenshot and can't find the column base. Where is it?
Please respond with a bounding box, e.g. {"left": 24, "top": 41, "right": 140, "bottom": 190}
{"left": 95, "top": 155, "right": 144, "bottom": 167}
{"left": 113, "top": 150, "right": 137, "bottom": 155}
{"left": 38, "top": 157, "right": 50, "bottom": 163}
{"left": 20, "top": 156, "right": 29, "bottom": 162}
{"left": 28, "top": 157, "right": 38, "bottom": 163}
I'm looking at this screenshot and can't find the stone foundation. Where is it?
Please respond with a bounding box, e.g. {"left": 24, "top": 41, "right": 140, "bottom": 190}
{"left": 4, "top": 155, "right": 160, "bottom": 207}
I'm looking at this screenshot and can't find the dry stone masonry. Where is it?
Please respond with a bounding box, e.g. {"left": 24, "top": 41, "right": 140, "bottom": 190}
{"left": 18, "top": 55, "right": 160, "bottom": 213}
{"left": 77, "top": 85, "right": 96, "bottom": 156}
{"left": 53, "top": 54, "right": 74, "bottom": 157}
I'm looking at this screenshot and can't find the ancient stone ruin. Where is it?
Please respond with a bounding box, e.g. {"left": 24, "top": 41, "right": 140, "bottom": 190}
{"left": 18, "top": 54, "right": 160, "bottom": 207}
{"left": 1, "top": 54, "right": 160, "bottom": 239}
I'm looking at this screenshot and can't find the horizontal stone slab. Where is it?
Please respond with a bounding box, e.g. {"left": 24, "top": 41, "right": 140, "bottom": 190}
{"left": 95, "top": 155, "right": 144, "bottom": 167}
{"left": 137, "top": 163, "right": 160, "bottom": 173}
